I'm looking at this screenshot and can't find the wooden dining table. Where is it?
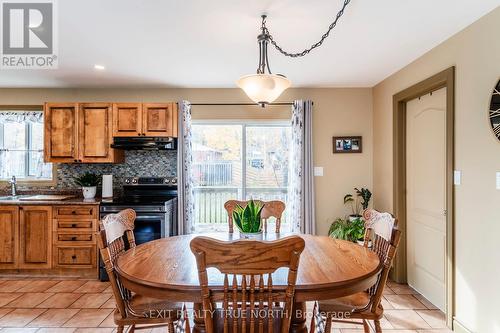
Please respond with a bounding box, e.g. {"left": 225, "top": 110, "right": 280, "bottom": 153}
{"left": 115, "top": 232, "right": 381, "bottom": 333}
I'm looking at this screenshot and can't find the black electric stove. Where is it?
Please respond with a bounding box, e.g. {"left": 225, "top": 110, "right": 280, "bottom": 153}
{"left": 99, "top": 177, "right": 178, "bottom": 281}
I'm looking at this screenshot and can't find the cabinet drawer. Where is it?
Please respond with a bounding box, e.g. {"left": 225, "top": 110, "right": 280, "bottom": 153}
{"left": 57, "top": 233, "right": 94, "bottom": 243}
{"left": 57, "top": 220, "right": 94, "bottom": 230}
{"left": 55, "top": 246, "right": 96, "bottom": 267}
{"left": 54, "top": 206, "right": 96, "bottom": 219}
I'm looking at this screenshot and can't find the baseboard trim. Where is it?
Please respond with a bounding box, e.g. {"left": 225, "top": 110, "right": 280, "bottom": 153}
{"left": 453, "top": 319, "right": 473, "bottom": 333}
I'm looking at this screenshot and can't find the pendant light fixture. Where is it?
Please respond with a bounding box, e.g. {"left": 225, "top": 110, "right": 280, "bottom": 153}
{"left": 237, "top": 0, "right": 352, "bottom": 106}
{"left": 236, "top": 18, "right": 291, "bottom": 107}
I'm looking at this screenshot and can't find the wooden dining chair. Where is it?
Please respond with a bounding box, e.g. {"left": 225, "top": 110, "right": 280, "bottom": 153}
{"left": 98, "top": 209, "right": 188, "bottom": 333}
{"left": 225, "top": 199, "right": 286, "bottom": 233}
{"left": 311, "top": 212, "right": 401, "bottom": 333}
{"left": 190, "top": 235, "right": 305, "bottom": 333}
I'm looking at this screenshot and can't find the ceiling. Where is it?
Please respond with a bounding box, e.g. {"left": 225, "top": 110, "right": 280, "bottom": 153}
{"left": 1, "top": 0, "right": 499, "bottom": 88}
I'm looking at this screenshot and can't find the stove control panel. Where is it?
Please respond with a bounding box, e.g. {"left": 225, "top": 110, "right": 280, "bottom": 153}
{"left": 124, "top": 177, "right": 178, "bottom": 186}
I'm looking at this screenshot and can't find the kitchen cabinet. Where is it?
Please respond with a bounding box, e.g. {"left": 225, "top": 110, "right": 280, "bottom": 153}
{"left": 52, "top": 205, "right": 98, "bottom": 269}
{"left": 0, "top": 203, "right": 99, "bottom": 276}
{"left": 0, "top": 206, "right": 19, "bottom": 269}
{"left": 112, "top": 103, "right": 142, "bottom": 137}
{"left": 78, "top": 103, "right": 123, "bottom": 163}
{"left": 19, "top": 206, "right": 52, "bottom": 269}
{"left": 0, "top": 206, "right": 52, "bottom": 269}
{"left": 44, "top": 103, "right": 124, "bottom": 163}
{"left": 44, "top": 103, "right": 79, "bottom": 163}
{"left": 143, "top": 103, "right": 176, "bottom": 137}
{"left": 113, "top": 102, "right": 178, "bottom": 138}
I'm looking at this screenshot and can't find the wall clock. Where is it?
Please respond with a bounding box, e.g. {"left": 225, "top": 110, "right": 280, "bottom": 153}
{"left": 490, "top": 79, "right": 500, "bottom": 139}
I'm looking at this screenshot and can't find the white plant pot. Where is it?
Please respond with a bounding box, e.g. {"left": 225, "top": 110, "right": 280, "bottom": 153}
{"left": 349, "top": 215, "right": 363, "bottom": 222}
{"left": 239, "top": 231, "right": 263, "bottom": 240}
{"left": 82, "top": 186, "right": 97, "bottom": 199}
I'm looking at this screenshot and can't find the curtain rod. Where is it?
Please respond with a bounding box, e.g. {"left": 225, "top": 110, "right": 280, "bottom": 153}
{"left": 190, "top": 102, "right": 295, "bottom": 106}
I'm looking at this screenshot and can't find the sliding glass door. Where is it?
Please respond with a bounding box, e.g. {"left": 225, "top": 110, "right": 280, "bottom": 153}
{"left": 192, "top": 122, "right": 291, "bottom": 232}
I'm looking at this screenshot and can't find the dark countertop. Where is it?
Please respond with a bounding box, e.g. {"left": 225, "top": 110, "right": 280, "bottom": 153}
{"left": 0, "top": 196, "right": 101, "bottom": 206}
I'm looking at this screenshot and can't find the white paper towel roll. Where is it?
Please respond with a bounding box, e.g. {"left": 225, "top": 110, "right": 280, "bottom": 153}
{"left": 102, "top": 175, "right": 113, "bottom": 198}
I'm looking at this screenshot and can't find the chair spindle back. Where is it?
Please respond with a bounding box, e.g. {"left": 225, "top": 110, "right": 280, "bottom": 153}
{"left": 190, "top": 235, "right": 305, "bottom": 333}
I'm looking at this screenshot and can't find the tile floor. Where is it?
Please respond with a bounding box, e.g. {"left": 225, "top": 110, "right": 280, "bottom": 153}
{"left": 0, "top": 278, "right": 451, "bottom": 332}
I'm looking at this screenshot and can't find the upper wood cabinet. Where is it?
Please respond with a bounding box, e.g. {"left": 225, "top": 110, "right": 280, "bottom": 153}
{"left": 0, "top": 206, "right": 19, "bottom": 269}
{"left": 143, "top": 103, "right": 176, "bottom": 137}
{"left": 44, "top": 103, "right": 78, "bottom": 163}
{"left": 19, "top": 206, "right": 52, "bottom": 269}
{"left": 79, "top": 103, "right": 122, "bottom": 163}
{"left": 112, "top": 103, "right": 142, "bottom": 137}
{"left": 44, "top": 103, "right": 124, "bottom": 163}
{"left": 113, "top": 103, "right": 178, "bottom": 138}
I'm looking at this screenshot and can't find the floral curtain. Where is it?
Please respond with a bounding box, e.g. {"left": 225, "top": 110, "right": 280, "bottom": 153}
{"left": 177, "top": 101, "right": 195, "bottom": 234}
{"left": 0, "top": 111, "right": 43, "bottom": 124}
{"left": 288, "top": 100, "right": 316, "bottom": 234}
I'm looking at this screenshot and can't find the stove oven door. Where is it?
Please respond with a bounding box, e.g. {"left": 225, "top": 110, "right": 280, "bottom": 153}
{"left": 98, "top": 208, "right": 166, "bottom": 281}
{"left": 133, "top": 213, "right": 165, "bottom": 245}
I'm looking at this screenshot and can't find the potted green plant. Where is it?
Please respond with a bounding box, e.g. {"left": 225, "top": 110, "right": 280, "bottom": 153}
{"left": 344, "top": 187, "right": 372, "bottom": 221}
{"left": 73, "top": 172, "right": 100, "bottom": 199}
{"left": 328, "top": 217, "right": 365, "bottom": 244}
{"left": 232, "top": 200, "right": 264, "bottom": 239}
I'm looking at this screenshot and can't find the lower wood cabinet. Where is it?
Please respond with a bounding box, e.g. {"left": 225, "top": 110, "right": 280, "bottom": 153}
{"left": 0, "top": 206, "right": 19, "bottom": 269}
{"left": 55, "top": 245, "right": 96, "bottom": 267}
{"left": 0, "top": 204, "right": 99, "bottom": 275}
{"left": 0, "top": 206, "right": 52, "bottom": 269}
{"left": 52, "top": 205, "right": 98, "bottom": 270}
{"left": 19, "top": 206, "right": 52, "bottom": 269}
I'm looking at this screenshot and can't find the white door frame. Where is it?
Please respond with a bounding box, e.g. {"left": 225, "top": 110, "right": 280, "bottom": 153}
{"left": 392, "top": 67, "right": 455, "bottom": 327}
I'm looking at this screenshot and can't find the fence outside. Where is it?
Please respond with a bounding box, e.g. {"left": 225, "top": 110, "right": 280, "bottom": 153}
{"left": 193, "top": 186, "right": 288, "bottom": 226}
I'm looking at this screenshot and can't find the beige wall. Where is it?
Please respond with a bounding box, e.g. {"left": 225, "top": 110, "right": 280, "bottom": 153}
{"left": 373, "top": 7, "right": 500, "bottom": 333}
{"left": 0, "top": 87, "right": 372, "bottom": 236}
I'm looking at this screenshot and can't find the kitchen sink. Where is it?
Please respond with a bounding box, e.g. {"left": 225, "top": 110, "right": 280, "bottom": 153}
{"left": 0, "top": 195, "right": 30, "bottom": 200}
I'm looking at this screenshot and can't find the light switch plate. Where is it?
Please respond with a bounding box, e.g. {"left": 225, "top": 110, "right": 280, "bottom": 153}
{"left": 314, "top": 167, "right": 324, "bottom": 177}
{"left": 454, "top": 170, "right": 461, "bottom": 185}
{"left": 496, "top": 172, "right": 500, "bottom": 190}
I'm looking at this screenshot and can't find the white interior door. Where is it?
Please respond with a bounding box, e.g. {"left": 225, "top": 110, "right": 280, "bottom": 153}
{"left": 406, "top": 87, "right": 447, "bottom": 311}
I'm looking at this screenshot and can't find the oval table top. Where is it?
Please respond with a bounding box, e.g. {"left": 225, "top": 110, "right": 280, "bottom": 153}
{"left": 115, "top": 233, "right": 381, "bottom": 302}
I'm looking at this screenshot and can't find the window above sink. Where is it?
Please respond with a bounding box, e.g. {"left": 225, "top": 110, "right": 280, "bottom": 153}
{"left": 0, "top": 109, "right": 55, "bottom": 184}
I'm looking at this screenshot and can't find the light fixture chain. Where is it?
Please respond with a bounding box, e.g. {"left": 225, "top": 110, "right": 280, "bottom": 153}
{"left": 263, "top": 0, "right": 351, "bottom": 58}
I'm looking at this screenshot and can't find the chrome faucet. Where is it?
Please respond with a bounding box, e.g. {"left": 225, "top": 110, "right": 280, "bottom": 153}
{"left": 8, "top": 176, "right": 16, "bottom": 196}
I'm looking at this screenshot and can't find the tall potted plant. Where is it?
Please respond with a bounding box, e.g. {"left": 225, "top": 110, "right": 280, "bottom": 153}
{"left": 328, "top": 217, "right": 365, "bottom": 244}
{"left": 73, "top": 172, "right": 100, "bottom": 199}
{"left": 344, "top": 187, "right": 372, "bottom": 221}
{"left": 232, "top": 200, "right": 264, "bottom": 239}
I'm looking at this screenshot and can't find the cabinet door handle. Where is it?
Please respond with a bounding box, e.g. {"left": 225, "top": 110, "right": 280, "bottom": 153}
{"left": 71, "top": 211, "right": 76, "bottom": 214}
{"left": 71, "top": 236, "right": 77, "bottom": 241}
{"left": 74, "top": 159, "right": 78, "bottom": 162}
{"left": 71, "top": 255, "right": 77, "bottom": 259}
{"left": 71, "top": 223, "right": 77, "bottom": 228}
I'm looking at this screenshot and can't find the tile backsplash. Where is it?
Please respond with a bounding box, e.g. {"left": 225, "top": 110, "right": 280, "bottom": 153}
{"left": 56, "top": 150, "right": 177, "bottom": 189}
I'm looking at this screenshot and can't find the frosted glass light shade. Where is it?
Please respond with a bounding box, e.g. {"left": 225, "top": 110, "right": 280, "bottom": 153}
{"left": 237, "top": 74, "right": 291, "bottom": 104}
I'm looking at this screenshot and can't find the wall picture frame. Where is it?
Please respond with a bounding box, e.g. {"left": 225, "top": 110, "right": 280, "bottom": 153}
{"left": 333, "top": 136, "right": 362, "bottom": 154}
